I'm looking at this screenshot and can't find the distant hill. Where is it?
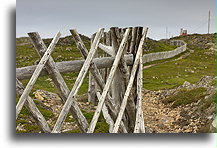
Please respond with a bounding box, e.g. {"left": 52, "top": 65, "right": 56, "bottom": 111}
{"left": 170, "top": 33, "right": 216, "bottom": 50}
{"left": 16, "top": 34, "right": 90, "bottom": 46}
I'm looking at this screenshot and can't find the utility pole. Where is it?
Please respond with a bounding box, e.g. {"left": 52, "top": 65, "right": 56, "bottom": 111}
{"left": 208, "top": 10, "right": 210, "bottom": 34}
{"left": 166, "top": 27, "right": 168, "bottom": 39}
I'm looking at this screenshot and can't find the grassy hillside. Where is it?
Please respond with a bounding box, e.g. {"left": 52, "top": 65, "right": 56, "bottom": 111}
{"left": 143, "top": 33, "right": 216, "bottom": 90}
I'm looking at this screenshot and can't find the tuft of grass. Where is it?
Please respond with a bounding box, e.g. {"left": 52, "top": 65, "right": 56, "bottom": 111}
{"left": 23, "top": 124, "right": 40, "bottom": 133}
{"left": 37, "top": 106, "right": 54, "bottom": 120}
{"left": 209, "top": 79, "right": 216, "bottom": 86}
{"left": 198, "top": 94, "right": 216, "bottom": 112}
{"left": 163, "top": 87, "right": 207, "bottom": 108}
{"left": 16, "top": 119, "right": 27, "bottom": 126}
{"left": 65, "top": 113, "right": 75, "bottom": 122}
{"left": 64, "top": 128, "right": 81, "bottom": 133}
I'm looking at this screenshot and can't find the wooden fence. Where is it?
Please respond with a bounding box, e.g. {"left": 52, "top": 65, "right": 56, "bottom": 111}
{"left": 16, "top": 27, "right": 149, "bottom": 133}
{"left": 16, "top": 27, "right": 186, "bottom": 133}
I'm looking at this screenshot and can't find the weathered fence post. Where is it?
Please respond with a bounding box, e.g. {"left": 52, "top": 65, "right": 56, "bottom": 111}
{"left": 88, "top": 33, "right": 97, "bottom": 105}
{"left": 112, "top": 28, "right": 148, "bottom": 133}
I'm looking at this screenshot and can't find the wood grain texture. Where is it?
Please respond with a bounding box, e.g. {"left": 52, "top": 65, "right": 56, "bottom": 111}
{"left": 134, "top": 53, "right": 144, "bottom": 133}
{"left": 88, "top": 33, "right": 97, "bottom": 105}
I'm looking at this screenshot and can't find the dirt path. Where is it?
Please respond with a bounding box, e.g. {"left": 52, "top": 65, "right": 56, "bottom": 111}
{"left": 142, "top": 90, "right": 184, "bottom": 133}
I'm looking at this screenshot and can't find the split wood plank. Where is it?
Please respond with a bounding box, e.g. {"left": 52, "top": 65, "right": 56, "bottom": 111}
{"left": 87, "top": 28, "right": 131, "bottom": 133}
{"left": 28, "top": 32, "right": 89, "bottom": 133}
{"left": 16, "top": 32, "right": 61, "bottom": 119}
{"left": 51, "top": 28, "right": 104, "bottom": 133}
{"left": 112, "top": 28, "right": 148, "bottom": 133}
{"left": 139, "top": 52, "right": 145, "bottom": 133}
{"left": 16, "top": 78, "right": 51, "bottom": 133}
{"left": 70, "top": 29, "right": 127, "bottom": 133}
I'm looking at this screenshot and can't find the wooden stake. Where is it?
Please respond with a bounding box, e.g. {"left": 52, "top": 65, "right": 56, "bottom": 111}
{"left": 16, "top": 32, "right": 61, "bottom": 119}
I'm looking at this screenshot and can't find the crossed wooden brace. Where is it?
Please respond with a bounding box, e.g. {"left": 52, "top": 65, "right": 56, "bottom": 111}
{"left": 16, "top": 27, "right": 148, "bottom": 133}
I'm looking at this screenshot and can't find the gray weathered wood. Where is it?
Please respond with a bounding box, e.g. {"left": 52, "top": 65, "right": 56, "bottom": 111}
{"left": 70, "top": 29, "right": 127, "bottom": 133}
{"left": 134, "top": 54, "right": 144, "bottom": 133}
{"left": 28, "top": 32, "right": 89, "bottom": 133}
{"left": 96, "top": 92, "right": 114, "bottom": 133}
{"left": 111, "top": 27, "right": 137, "bottom": 132}
{"left": 129, "top": 27, "right": 137, "bottom": 53}
{"left": 140, "top": 111, "right": 145, "bottom": 133}
{"left": 98, "top": 43, "right": 114, "bottom": 56}
{"left": 87, "top": 28, "right": 131, "bottom": 133}
{"left": 139, "top": 53, "right": 145, "bottom": 133}
{"left": 52, "top": 28, "right": 104, "bottom": 133}
{"left": 110, "top": 27, "right": 122, "bottom": 111}
{"left": 16, "top": 32, "right": 61, "bottom": 119}
{"left": 88, "top": 33, "right": 97, "bottom": 105}
{"left": 16, "top": 54, "right": 134, "bottom": 80}
{"left": 16, "top": 78, "right": 51, "bottom": 133}
{"left": 112, "top": 28, "right": 148, "bottom": 133}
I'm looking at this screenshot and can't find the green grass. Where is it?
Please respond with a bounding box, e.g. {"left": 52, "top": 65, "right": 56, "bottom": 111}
{"left": 163, "top": 87, "right": 207, "bottom": 108}
{"left": 209, "top": 79, "right": 216, "bottom": 86}
{"left": 198, "top": 94, "right": 216, "bottom": 112}
{"left": 144, "top": 39, "right": 177, "bottom": 54}
{"left": 64, "top": 110, "right": 109, "bottom": 133}
{"left": 143, "top": 48, "right": 216, "bottom": 90}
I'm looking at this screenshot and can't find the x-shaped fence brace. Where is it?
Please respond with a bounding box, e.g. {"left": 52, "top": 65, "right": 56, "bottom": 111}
{"left": 16, "top": 27, "right": 148, "bottom": 133}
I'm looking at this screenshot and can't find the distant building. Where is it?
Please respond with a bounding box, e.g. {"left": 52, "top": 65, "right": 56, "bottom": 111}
{"left": 180, "top": 28, "right": 187, "bottom": 36}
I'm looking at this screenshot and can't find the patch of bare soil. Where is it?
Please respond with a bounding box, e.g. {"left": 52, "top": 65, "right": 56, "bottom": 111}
{"left": 142, "top": 76, "right": 216, "bottom": 133}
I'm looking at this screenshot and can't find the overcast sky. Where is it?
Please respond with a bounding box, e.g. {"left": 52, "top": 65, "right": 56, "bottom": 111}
{"left": 16, "top": 0, "right": 216, "bottom": 40}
